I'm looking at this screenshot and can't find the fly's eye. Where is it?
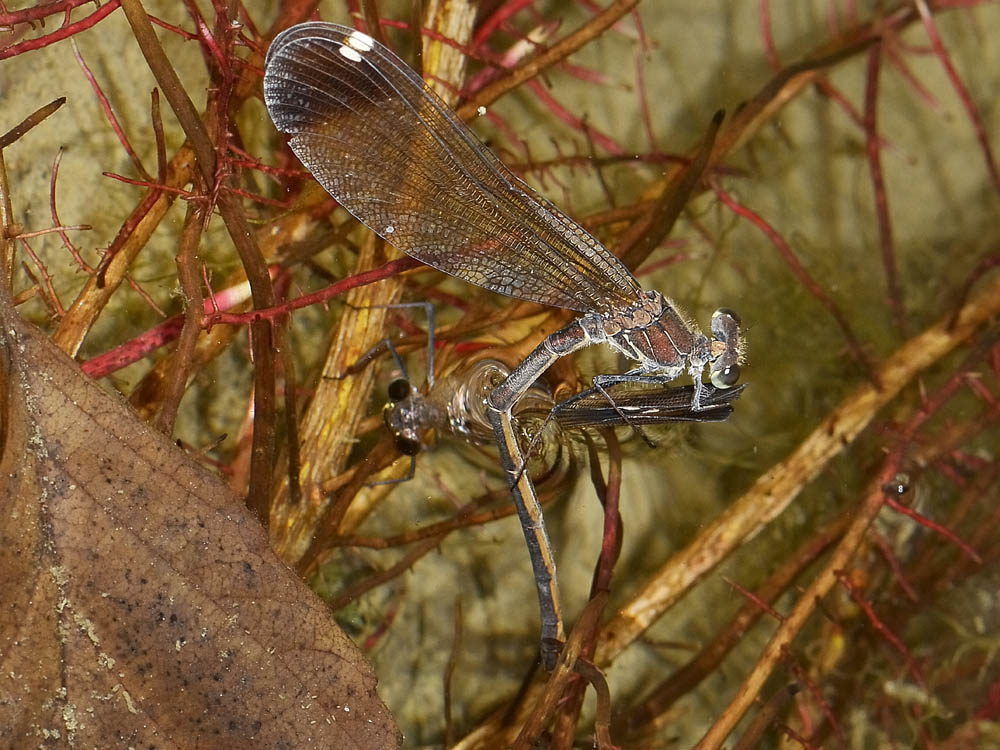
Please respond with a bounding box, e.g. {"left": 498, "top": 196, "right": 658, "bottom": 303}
{"left": 710, "top": 363, "right": 741, "bottom": 389}
{"left": 394, "top": 434, "right": 422, "bottom": 456}
{"left": 387, "top": 377, "right": 411, "bottom": 402}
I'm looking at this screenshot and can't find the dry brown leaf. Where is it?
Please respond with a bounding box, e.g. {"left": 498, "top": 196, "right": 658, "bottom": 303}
{"left": 0, "top": 290, "right": 401, "bottom": 748}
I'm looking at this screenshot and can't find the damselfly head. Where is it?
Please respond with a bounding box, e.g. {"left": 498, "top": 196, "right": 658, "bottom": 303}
{"left": 708, "top": 308, "right": 744, "bottom": 389}
{"left": 383, "top": 378, "right": 423, "bottom": 456}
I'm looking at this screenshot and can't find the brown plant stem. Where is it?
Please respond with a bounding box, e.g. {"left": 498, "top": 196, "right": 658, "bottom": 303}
{"left": 153, "top": 201, "right": 206, "bottom": 434}
{"left": 119, "top": 0, "right": 278, "bottom": 524}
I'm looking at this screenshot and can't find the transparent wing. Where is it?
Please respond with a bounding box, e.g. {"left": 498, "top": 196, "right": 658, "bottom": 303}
{"left": 263, "top": 22, "right": 642, "bottom": 315}
{"left": 554, "top": 383, "right": 746, "bottom": 429}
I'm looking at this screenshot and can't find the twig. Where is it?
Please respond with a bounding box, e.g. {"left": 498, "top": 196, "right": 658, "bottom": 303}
{"left": 120, "top": 0, "right": 278, "bottom": 523}
{"left": 863, "top": 43, "right": 906, "bottom": 336}
{"left": 455, "top": 0, "right": 641, "bottom": 119}
{"left": 153, "top": 202, "right": 206, "bottom": 434}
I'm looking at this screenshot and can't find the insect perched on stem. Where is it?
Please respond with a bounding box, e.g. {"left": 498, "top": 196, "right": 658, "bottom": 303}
{"left": 264, "top": 22, "right": 745, "bottom": 667}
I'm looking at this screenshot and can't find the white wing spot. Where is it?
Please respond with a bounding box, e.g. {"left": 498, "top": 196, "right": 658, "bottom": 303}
{"left": 339, "top": 45, "right": 363, "bottom": 63}
{"left": 384, "top": 225, "right": 395, "bottom": 234}
{"left": 477, "top": 106, "right": 487, "bottom": 117}
{"left": 347, "top": 30, "right": 375, "bottom": 53}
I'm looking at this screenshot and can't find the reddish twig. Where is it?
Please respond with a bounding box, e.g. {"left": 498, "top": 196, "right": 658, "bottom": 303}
{"left": 147, "top": 12, "right": 199, "bottom": 40}
{"left": 835, "top": 570, "right": 925, "bottom": 686}
{"left": 871, "top": 532, "right": 920, "bottom": 603}
{"left": 0, "top": 0, "right": 101, "bottom": 27}
{"left": 18, "top": 238, "right": 65, "bottom": 316}
{"left": 48, "top": 149, "right": 94, "bottom": 273}
{"left": 550, "top": 431, "right": 622, "bottom": 749}
{"left": 712, "top": 180, "right": 877, "bottom": 383}
{"left": 724, "top": 577, "right": 786, "bottom": 623}
{"left": 525, "top": 79, "right": 624, "bottom": 155}
{"left": 81, "top": 256, "right": 421, "bottom": 378}
{"left": 455, "top": 0, "right": 641, "bottom": 120}
{"left": 327, "top": 533, "right": 446, "bottom": 612}
{"left": 863, "top": 42, "right": 906, "bottom": 337}
{"left": 633, "top": 47, "right": 656, "bottom": 151}
{"left": 914, "top": 0, "right": 1000, "bottom": 196}
{"left": 0, "top": 1, "right": 121, "bottom": 61}
{"left": 102, "top": 172, "right": 194, "bottom": 196}
{"left": 883, "top": 494, "right": 982, "bottom": 564}
{"left": 72, "top": 39, "right": 150, "bottom": 181}
{"left": 786, "top": 650, "right": 845, "bottom": 748}
{"left": 473, "top": 0, "right": 536, "bottom": 48}
{"left": 759, "top": 0, "right": 781, "bottom": 71}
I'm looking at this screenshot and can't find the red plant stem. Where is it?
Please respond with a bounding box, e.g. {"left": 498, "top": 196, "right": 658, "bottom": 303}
{"left": 455, "top": 0, "right": 641, "bottom": 120}
{"left": 208, "top": 257, "right": 419, "bottom": 326}
{"left": 759, "top": 0, "right": 781, "bottom": 71}
{"left": 0, "top": 1, "right": 122, "bottom": 61}
{"left": 18, "top": 238, "right": 65, "bottom": 316}
{"left": 712, "top": 181, "right": 877, "bottom": 383}
{"left": 330, "top": 488, "right": 519, "bottom": 550}
{"left": 592, "top": 432, "right": 622, "bottom": 597}
{"left": 785, "top": 647, "right": 844, "bottom": 746}
{"left": 525, "top": 79, "right": 623, "bottom": 155}
{"left": 947, "top": 253, "right": 1000, "bottom": 329}
{"left": 328, "top": 534, "right": 446, "bottom": 612}
{"left": 222, "top": 185, "right": 294, "bottom": 209}
{"left": 72, "top": 40, "right": 150, "bottom": 181}
{"left": 914, "top": 0, "right": 1000, "bottom": 196}
{"left": 814, "top": 78, "right": 891, "bottom": 149}
{"left": 95, "top": 182, "right": 169, "bottom": 285}
{"left": 835, "top": 570, "right": 925, "bottom": 686}
{"left": 81, "top": 257, "right": 420, "bottom": 378}
{"left": 0, "top": 0, "right": 100, "bottom": 26}
{"left": 863, "top": 43, "right": 906, "bottom": 336}
{"left": 474, "top": 0, "right": 536, "bottom": 48}
{"left": 724, "top": 577, "right": 785, "bottom": 623}
{"left": 148, "top": 13, "right": 200, "bottom": 40}
{"left": 633, "top": 49, "right": 656, "bottom": 151}
{"left": 102, "top": 173, "right": 193, "bottom": 196}
{"left": 48, "top": 149, "right": 94, "bottom": 274}
{"left": 189, "top": 1, "right": 228, "bottom": 75}
{"left": 871, "top": 532, "right": 920, "bottom": 602}
{"left": 885, "top": 43, "right": 938, "bottom": 109}
{"left": 549, "top": 432, "right": 623, "bottom": 750}
{"left": 362, "top": 596, "right": 400, "bottom": 653}
{"left": 883, "top": 494, "right": 981, "bottom": 563}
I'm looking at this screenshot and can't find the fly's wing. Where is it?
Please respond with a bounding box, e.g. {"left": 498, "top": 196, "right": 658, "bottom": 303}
{"left": 263, "top": 22, "right": 642, "bottom": 315}
{"left": 554, "top": 383, "right": 746, "bottom": 429}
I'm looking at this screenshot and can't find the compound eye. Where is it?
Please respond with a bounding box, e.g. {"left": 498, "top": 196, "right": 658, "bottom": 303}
{"left": 711, "top": 309, "right": 742, "bottom": 343}
{"left": 710, "top": 363, "right": 741, "bottom": 389}
{"left": 387, "top": 377, "right": 411, "bottom": 402}
{"left": 394, "top": 434, "right": 422, "bottom": 456}
{"left": 713, "top": 308, "right": 742, "bottom": 327}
